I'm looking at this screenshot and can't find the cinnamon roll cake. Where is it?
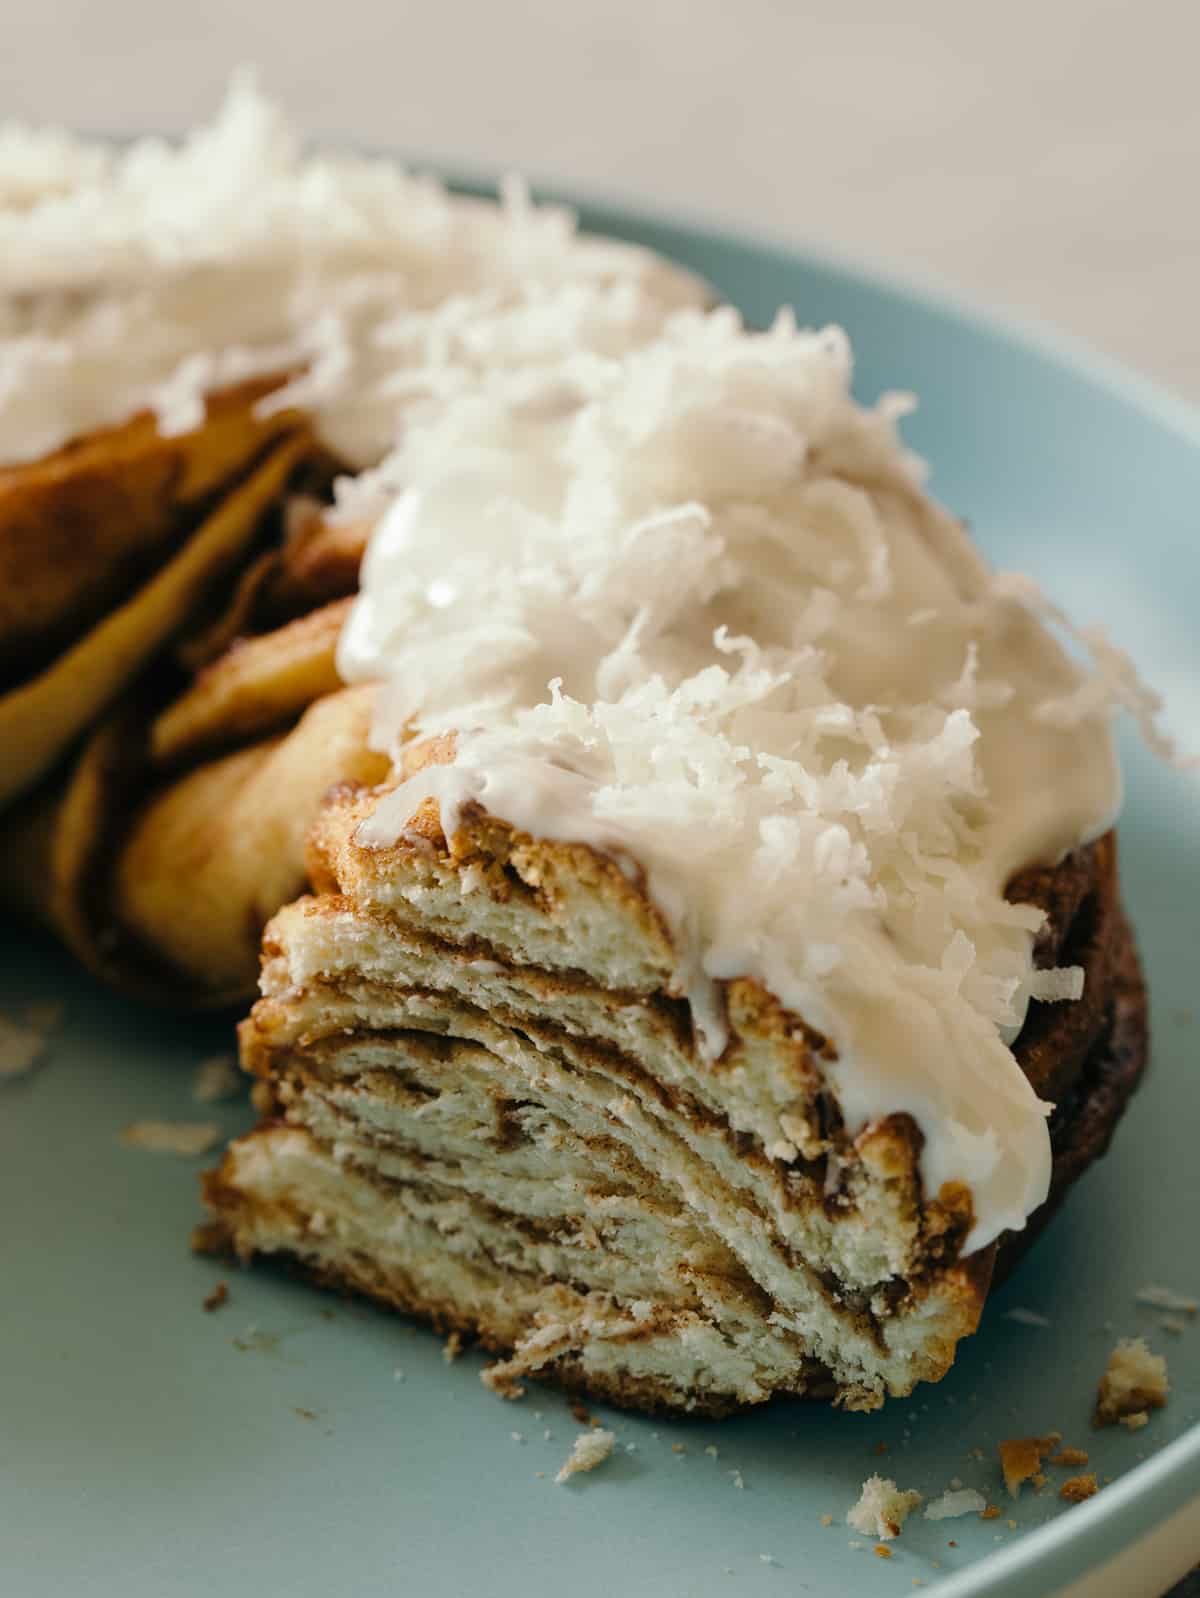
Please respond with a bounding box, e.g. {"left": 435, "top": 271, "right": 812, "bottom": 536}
{"left": 0, "top": 82, "right": 1154, "bottom": 1415}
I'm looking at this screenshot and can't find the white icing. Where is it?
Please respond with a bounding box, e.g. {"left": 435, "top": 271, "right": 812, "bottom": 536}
{"left": 342, "top": 308, "right": 1127, "bottom": 1254}
{"left": 0, "top": 74, "right": 705, "bottom": 467}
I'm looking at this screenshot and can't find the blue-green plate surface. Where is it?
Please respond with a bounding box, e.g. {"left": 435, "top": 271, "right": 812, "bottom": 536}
{"left": 2, "top": 180, "right": 1198, "bottom": 1598}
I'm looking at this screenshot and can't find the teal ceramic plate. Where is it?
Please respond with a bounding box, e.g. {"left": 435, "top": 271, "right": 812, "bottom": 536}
{"left": 3, "top": 179, "right": 1198, "bottom": 1598}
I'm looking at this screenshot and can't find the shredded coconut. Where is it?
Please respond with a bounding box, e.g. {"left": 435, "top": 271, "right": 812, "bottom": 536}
{"left": 0, "top": 73, "right": 704, "bottom": 469}
{"left": 120, "top": 1119, "right": 221, "bottom": 1155}
{"left": 1003, "top": 1307, "right": 1052, "bottom": 1328}
{"left": 555, "top": 1428, "right": 615, "bottom": 1483}
{"left": 924, "top": 1488, "right": 987, "bottom": 1520}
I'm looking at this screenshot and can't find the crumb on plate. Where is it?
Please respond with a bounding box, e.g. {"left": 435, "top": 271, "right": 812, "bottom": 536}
{"left": 192, "top": 1053, "right": 242, "bottom": 1103}
{"left": 924, "top": 1489, "right": 987, "bottom": 1521}
{"left": 1096, "top": 1338, "right": 1168, "bottom": 1425}
{"left": 1060, "top": 1474, "right": 1099, "bottom": 1503}
{"left": 847, "top": 1476, "right": 922, "bottom": 1541}
{"left": 555, "top": 1428, "right": 615, "bottom": 1484}
{"left": 121, "top": 1119, "right": 220, "bottom": 1156}
{"left": 998, "top": 1433, "right": 1060, "bottom": 1498}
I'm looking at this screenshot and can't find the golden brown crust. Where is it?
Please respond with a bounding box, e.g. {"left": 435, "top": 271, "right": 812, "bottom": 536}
{"left": 0, "top": 377, "right": 299, "bottom": 687}
{"left": 0, "top": 432, "right": 316, "bottom": 811}
{"left": 109, "top": 686, "right": 389, "bottom": 1003}
{"left": 151, "top": 597, "right": 351, "bottom": 766}
{"left": 995, "top": 902, "right": 1148, "bottom": 1283}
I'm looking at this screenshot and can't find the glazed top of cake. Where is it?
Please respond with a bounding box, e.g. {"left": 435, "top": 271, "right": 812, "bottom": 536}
{"left": 336, "top": 306, "right": 1161, "bottom": 1254}
{"left": 0, "top": 73, "right": 705, "bottom": 468}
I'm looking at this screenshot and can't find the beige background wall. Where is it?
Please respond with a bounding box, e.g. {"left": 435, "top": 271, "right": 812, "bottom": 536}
{"left": 4, "top": 0, "right": 1197, "bottom": 399}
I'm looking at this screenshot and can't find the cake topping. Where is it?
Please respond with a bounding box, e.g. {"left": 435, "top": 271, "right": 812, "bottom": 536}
{"left": 0, "top": 74, "right": 704, "bottom": 467}
{"left": 341, "top": 304, "right": 1139, "bottom": 1251}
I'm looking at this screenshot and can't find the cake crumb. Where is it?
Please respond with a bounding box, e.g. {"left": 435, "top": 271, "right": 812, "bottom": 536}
{"left": 729, "top": 1469, "right": 745, "bottom": 1490}
{"left": 534, "top": 1471, "right": 545, "bottom": 1479}
{"left": 1006, "top": 1519, "right": 1017, "bottom": 1531}
{"left": 192, "top": 1053, "right": 242, "bottom": 1103}
{"left": 570, "top": 1402, "right": 592, "bottom": 1425}
{"left": 998, "top": 1434, "right": 1060, "bottom": 1498}
{"left": 980, "top": 1506, "right": 1001, "bottom": 1521}
{"left": 1031, "top": 1472, "right": 1047, "bottom": 1490}
{"left": 847, "top": 1476, "right": 922, "bottom": 1540}
{"left": 1118, "top": 1411, "right": 1149, "bottom": 1431}
{"left": 555, "top": 1428, "right": 615, "bottom": 1484}
{"left": 121, "top": 1119, "right": 220, "bottom": 1156}
{"left": 202, "top": 1281, "right": 229, "bottom": 1312}
{"left": 874, "top": 1545, "right": 892, "bottom": 1559}
{"left": 874, "top": 1441, "right": 889, "bottom": 1455}
{"left": 1096, "top": 1339, "right": 1168, "bottom": 1425}
{"left": 510, "top": 1431, "right": 525, "bottom": 1443}
{"left": 704, "top": 1445, "right": 719, "bottom": 1459}
{"left": 759, "top": 1554, "right": 776, "bottom": 1565}
{"left": 1049, "top": 1446, "right": 1088, "bottom": 1467}
{"left": 0, "top": 1005, "right": 58, "bottom": 1078}
{"left": 671, "top": 1443, "right": 685, "bottom": 1454}
{"left": 443, "top": 1331, "right": 464, "bottom": 1363}
{"left": 1161, "top": 1317, "right": 1188, "bottom": 1336}
{"left": 924, "top": 1488, "right": 987, "bottom": 1521}
{"left": 819, "top": 1514, "right": 833, "bottom": 1527}
{"left": 1060, "top": 1474, "right": 1098, "bottom": 1503}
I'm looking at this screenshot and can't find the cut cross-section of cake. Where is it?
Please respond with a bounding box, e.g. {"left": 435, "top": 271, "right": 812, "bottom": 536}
{"left": 203, "top": 781, "right": 1141, "bottom": 1414}
{"left": 200, "top": 307, "right": 1152, "bottom": 1415}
